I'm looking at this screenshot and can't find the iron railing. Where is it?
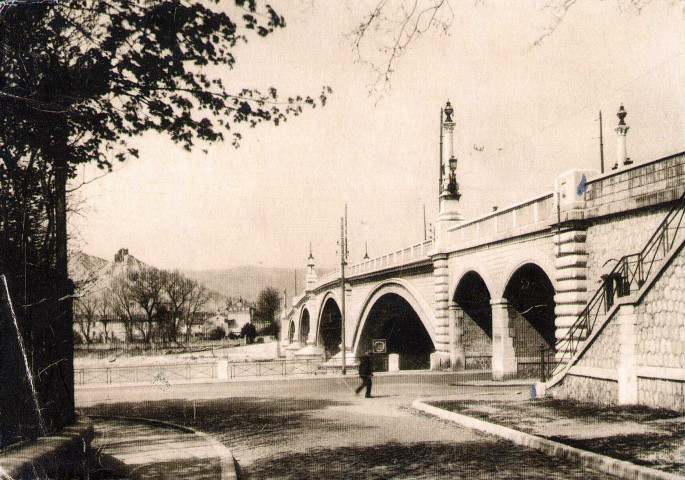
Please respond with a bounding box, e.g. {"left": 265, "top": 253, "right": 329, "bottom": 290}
{"left": 75, "top": 362, "right": 217, "bottom": 386}
{"left": 227, "top": 359, "right": 322, "bottom": 379}
{"left": 75, "top": 359, "right": 325, "bottom": 386}
{"left": 554, "top": 191, "right": 685, "bottom": 375}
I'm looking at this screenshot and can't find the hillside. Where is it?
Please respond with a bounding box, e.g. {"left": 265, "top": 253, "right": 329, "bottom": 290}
{"left": 69, "top": 250, "right": 228, "bottom": 311}
{"left": 70, "top": 252, "right": 333, "bottom": 305}
{"left": 183, "top": 266, "right": 334, "bottom": 302}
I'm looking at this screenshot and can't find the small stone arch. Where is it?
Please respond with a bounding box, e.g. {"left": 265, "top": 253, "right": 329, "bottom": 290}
{"left": 449, "top": 262, "right": 497, "bottom": 303}
{"left": 501, "top": 256, "right": 557, "bottom": 299}
{"left": 502, "top": 262, "right": 557, "bottom": 376}
{"left": 317, "top": 292, "right": 343, "bottom": 358}
{"left": 452, "top": 270, "right": 494, "bottom": 370}
{"left": 287, "top": 319, "right": 296, "bottom": 343}
{"left": 299, "top": 308, "right": 311, "bottom": 344}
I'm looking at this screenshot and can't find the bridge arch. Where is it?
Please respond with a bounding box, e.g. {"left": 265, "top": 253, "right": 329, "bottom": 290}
{"left": 352, "top": 279, "right": 436, "bottom": 370}
{"left": 502, "top": 262, "right": 556, "bottom": 374}
{"left": 449, "top": 262, "right": 497, "bottom": 302}
{"left": 299, "top": 308, "right": 311, "bottom": 344}
{"left": 287, "top": 319, "right": 295, "bottom": 343}
{"left": 501, "top": 256, "right": 557, "bottom": 298}
{"left": 317, "top": 292, "right": 342, "bottom": 359}
{"left": 452, "top": 270, "right": 493, "bottom": 369}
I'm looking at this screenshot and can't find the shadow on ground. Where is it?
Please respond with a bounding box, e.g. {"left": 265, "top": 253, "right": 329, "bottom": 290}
{"left": 83, "top": 397, "right": 619, "bottom": 479}
{"left": 431, "top": 398, "right": 685, "bottom": 475}
{"left": 244, "top": 440, "right": 615, "bottom": 480}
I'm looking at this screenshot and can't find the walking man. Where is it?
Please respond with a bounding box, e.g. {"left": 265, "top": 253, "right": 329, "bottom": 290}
{"left": 355, "top": 351, "right": 373, "bottom": 398}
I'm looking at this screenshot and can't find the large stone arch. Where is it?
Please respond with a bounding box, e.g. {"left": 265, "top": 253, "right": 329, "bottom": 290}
{"left": 352, "top": 279, "right": 436, "bottom": 356}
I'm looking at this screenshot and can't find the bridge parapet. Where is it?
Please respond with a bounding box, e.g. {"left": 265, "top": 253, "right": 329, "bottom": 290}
{"left": 347, "top": 240, "right": 434, "bottom": 277}
{"left": 310, "top": 240, "right": 434, "bottom": 292}
{"left": 585, "top": 151, "right": 684, "bottom": 218}
{"left": 446, "top": 192, "right": 555, "bottom": 252}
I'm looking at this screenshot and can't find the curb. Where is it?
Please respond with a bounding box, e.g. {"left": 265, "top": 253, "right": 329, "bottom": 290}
{"left": 449, "top": 381, "right": 534, "bottom": 387}
{"left": 91, "top": 415, "right": 237, "bottom": 480}
{"left": 412, "top": 400, "right": 684, "bottom": 480}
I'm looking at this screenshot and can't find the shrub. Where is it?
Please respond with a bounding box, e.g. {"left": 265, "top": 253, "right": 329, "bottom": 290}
{"left": 208, "top": 326, "right": 226, "bottom": 341}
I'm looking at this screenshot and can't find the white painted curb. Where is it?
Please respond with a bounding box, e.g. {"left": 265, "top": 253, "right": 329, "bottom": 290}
{"left": 412, "top": 400, "right": 684, "bottom": 480}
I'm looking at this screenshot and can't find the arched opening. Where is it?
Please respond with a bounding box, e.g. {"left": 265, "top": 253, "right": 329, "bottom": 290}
{"left": 288, "top": 319, "right": 295, "bottom": 343}
{"left": 453, "top": 271, "right": 492, "bottom": 370}
{"left": 357, "top": 293, "right": 434, "bottom": 370}
{"left": 503, "top": 263, "right": 556, "bottom": 376}
{"left": 299, "top": 309, "right": 310, "bottom": 344}
{"left": 318, "top": 297, "right": 341, "bottom": 359}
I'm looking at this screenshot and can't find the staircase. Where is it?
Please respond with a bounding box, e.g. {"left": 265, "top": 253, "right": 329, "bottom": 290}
{"left": 553, "top": 190, "right": 685, "bottom": 376}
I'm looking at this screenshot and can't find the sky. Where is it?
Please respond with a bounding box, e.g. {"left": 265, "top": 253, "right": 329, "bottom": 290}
{"left": 70, "top": 0, "right": 684, "bottom": 271}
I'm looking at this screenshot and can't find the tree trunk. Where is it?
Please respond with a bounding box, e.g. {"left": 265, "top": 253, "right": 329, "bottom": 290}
{"left": 54, "top": 158, "right": 68, "bottom": 277}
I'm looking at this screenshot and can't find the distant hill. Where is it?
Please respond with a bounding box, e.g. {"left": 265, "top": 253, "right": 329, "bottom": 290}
{"left": 69, "top": 250, "right": 229, "bottom": 311}
{"left": 68, "top": 249, "right": 148, "bottom": 295}
{"left": 70, "top": 252, "right": 333, "bottom": 306}
{"left": 183, "top": 266, "right": 333, "bottom": 303}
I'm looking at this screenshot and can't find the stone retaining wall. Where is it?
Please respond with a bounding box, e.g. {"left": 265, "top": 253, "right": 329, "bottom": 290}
{"left": 585, "top": 208, "right": 668, "bottom": 291}
{"left": 551, "top": 375, "right": 618, "bottom": 405}
{"left": 578, "top": 320, "right": 619, "bottom": 370}
{"left": 550, "top": 244, "right": 685, "bottom": 411}
{"left": 634, "top": 246, "right": 685, "bottom": 410}
{"left": 636, "top": 248, "right": 685, "bottom": 369}
{"left": 638, "top": 378, "right": 685, "bottom": 411}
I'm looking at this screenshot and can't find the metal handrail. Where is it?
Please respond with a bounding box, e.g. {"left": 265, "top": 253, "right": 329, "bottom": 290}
{"left": 554, "top": 190, "right": 685, "bottom": 375}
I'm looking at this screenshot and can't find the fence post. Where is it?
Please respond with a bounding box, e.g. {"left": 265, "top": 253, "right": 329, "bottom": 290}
{"left": 107, "top": 368, "right": 111, "bottom": 385}
{"left": 186, "top": 363, "right": 191, "bottom": 380}
{"left": 539, "top": 345, "right": 547, "bottom": 382}
{"left": 257, "top": 362, "right": 261, "bottom": 377}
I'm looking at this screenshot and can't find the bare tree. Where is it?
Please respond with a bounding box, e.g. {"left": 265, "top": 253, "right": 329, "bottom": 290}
{"left": 97, "top": 289, "right": 112, "bottom": 343}
{"left": 184, "top": 281, "right": 211, "bottom": 343}
{"left": 352, "top": 0, "right": 453, "bottom": 95}
{"left": 163, "top": 270, "right": 194, "bottom": 344}
{"left": 111, "top": 277, "right": 137, "bottom": 343}
{"left": 129, "top": 267, "right": 167, "bottom": 344}
{"left": 74, "top": 293, "right": 98, "bottom": 346}
{"left": 352, "top": 0, "right": 658, "bottom": 93}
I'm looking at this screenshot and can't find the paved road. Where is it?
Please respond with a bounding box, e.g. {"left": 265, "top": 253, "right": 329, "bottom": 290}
{"left": 79, "top": 373, "right": 619, "bottom": 479}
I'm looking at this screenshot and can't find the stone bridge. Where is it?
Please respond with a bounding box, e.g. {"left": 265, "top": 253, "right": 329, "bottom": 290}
{"left": 280, "top": 104, "right": 685, "bottom": 384}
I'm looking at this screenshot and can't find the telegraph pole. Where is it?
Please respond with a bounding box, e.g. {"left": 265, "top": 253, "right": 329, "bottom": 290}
{"left": 340, "top": 216, "right": 347, "bottom": 375}
{"left": 423, "top": 204, "right": 427, "bottom": 241}
{"left": 599, "top": 110, "right": 605, "bottom": 174}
